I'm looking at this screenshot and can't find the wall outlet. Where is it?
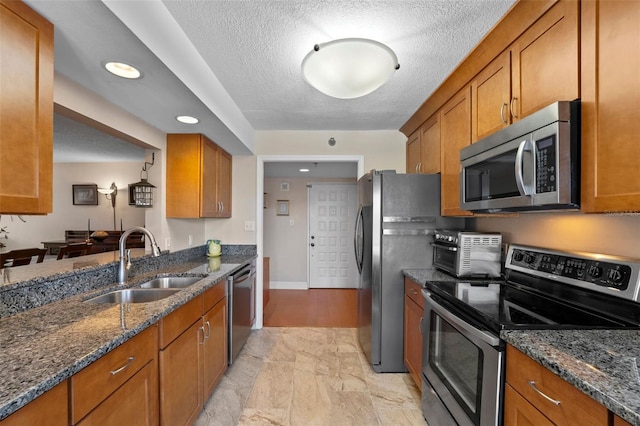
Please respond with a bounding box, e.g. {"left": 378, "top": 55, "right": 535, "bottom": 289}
{"left": 289, "top": 219, "right": 295, "bottom": 226}
{"left": 244, "top": 221, "right": 256, "bottom": 231}
{"left": 165, "top": 238, "right": 171, "bottom": 250}
{"left": 188, "top": 235, "right": 193, "bottom": 246}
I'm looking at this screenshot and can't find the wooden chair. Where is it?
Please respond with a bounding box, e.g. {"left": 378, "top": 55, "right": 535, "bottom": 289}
{"left": 56, "top": 242, "right": 92, "bottom": 260}
{"left": 1, "top": 248, "right": 48, "bottom": 268}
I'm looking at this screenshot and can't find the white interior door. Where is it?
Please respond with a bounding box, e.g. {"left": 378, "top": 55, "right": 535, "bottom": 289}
{"left": 308, "top": 183, "right": 357, "bottom": 288}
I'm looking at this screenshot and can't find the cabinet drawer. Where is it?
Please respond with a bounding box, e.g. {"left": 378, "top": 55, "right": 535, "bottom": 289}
{"left": 71, "top": 325, "right": 158, "bottom": 423}
{"left": 404, "top": 277, "right": 424, "bottom": 307}
{"left": 506, "top": 345, "right": 608, "bottom": 426}
{"left": 203, "top": 279, "right": 226, "bottom": 312}
{"left": 159, "top": 295, "right": 203, "bottom": 349}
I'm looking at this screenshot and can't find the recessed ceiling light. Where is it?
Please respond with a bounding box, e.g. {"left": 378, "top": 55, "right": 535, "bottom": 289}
{"left": 299, "top": 168, "right": 310, "bottom": 172}
{"left": 176, "top": 115, "right": 199, "bottom": 124}
{"left": 104, "top": 61, "right": 142, "bottom": 79}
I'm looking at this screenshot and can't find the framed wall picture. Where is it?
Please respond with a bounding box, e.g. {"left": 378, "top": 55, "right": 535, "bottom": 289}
{"left": 276, "top": 200, "right": 289, "bottom": 216}
{"left": 72, "top": 184, "right": 98, "bottom": 205}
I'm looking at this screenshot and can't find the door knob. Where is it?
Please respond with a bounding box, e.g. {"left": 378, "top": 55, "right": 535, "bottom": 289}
{"left": 310, "top": 243, "right": 315, "bottom": 247}
{"left": 311, "top": 236, "right": 315, "bottom": 239}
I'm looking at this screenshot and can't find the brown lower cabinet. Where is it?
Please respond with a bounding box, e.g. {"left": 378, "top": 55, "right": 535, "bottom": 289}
{"left": 506, "top": 344, "right": 613, "bottom": 426}
{"left": 403, "top": 277, "right": 423, "bottom": 390}
{"left": 0, "top": 381, "right": 67, "bottom": 426}
{"left": 159, "top": 280, "right": 227, "bottom": 426}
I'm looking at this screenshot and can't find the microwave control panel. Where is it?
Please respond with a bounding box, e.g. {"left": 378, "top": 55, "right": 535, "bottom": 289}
{"left": 510, "top": 248, "right": 633, "bottom": 291}
{"left": 535, "top": 135, "right": 557, "bottom": 194}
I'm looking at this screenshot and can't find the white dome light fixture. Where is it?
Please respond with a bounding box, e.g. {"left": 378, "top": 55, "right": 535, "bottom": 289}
{"left": 301, "top": 38, "right": 399, "bottom": 99}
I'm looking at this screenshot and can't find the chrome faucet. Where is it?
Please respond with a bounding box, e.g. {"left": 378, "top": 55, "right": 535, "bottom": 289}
{"left": 117, "top": 226, "right": 162, "bottom": 285}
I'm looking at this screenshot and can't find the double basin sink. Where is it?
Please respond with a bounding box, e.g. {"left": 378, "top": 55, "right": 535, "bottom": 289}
{"left": 85, "top": 276, "right": 203, "bottom": 304}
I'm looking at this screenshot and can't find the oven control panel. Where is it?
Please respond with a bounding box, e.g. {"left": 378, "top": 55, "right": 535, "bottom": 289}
{"left": 507, "top": 246, "right": 640, "bottom": 302}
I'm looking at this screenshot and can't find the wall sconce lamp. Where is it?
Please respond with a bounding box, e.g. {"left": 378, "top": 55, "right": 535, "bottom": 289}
{"left": 97, "top": 182, "right": 117, "bottom": 207}
{"left": 98, "top": 182, "right": 117, "bottom": 231}
{"left": 130, "top": 153, "right": 156, "bottom": 208}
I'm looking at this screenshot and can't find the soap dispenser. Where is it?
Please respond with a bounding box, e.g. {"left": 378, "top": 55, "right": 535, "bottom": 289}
{"left": 206, "top": 239, "right": 221, "bottom": 257}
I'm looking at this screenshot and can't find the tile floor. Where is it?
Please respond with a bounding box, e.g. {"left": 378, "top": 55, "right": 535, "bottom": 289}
{"left": 196, "top": 327, "right": 426, "bottom": 426}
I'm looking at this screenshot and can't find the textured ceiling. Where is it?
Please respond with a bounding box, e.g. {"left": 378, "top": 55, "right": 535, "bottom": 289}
{"left": 25, "top": 0, "right": 516, "bottom": 162}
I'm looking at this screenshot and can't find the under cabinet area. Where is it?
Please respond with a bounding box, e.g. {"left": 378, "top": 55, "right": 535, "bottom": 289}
{"left": 158, "top": 280, "right": 227, "bottom": 426}
{"left": 166, "top": 134, "right": 232, "bottom": 218}
{"left": 403, "top": 278, "right": 423, "bottom": 390}
{"left": 505, "top": 345, "right": 609, "bottom": 426}
{"left": 0, "top": 0, "right": 53, "bottom": 214}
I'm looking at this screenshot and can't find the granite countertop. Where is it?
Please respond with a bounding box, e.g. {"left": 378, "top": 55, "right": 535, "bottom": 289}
{"left": 403, "top": 268, "right": 460, "bottom": 285}
{"left": 502, "top": 329, "right": 640, "bottom": 425}
{"left": 0, "top": 251, "right": 256, "bottom": 420}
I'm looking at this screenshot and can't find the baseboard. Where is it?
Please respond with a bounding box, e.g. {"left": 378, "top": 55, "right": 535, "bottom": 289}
{"left": 270, "top": 281, "right": 308, "bottom": 290}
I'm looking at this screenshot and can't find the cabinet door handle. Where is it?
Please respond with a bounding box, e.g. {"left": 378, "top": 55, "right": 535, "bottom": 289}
{"left": 527, "top": 380, "right": 561, "bottom": 406}
{"left": 510, "top": 97, "right": 518, "bottom": 119}
{"left": 500, "top": 102, "right": 508, "bottom": 124}
{"left": 110, "top": 356, "right": 135, "bottom": 375}
{"left": 199, "top": 326, "right": 206, "bottom": 344}
{"left": 204, "top": 321, "right": 211, "bottom": 339}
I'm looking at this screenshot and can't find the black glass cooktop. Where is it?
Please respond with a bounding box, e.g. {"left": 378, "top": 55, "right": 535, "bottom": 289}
{"left": 424, "top": 277, "right": 640, "bottom": 335}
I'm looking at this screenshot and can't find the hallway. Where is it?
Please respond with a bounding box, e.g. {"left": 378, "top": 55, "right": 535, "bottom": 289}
{"left": 196, "top": 327, "right": 425, "bottom": 426}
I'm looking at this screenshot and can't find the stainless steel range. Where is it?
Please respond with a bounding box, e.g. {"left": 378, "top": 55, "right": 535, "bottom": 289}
{"left": 421, "top": 244, "right": 640, "bottom": 426}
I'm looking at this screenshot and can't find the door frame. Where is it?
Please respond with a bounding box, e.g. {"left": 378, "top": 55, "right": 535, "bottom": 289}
{"left": 256, "top": 155, "right": 365, "bottom": 328}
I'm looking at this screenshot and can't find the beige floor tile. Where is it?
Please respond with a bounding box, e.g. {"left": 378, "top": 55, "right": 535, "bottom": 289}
{"left": 199, "top": 327, "right": 426, "bottom": 426}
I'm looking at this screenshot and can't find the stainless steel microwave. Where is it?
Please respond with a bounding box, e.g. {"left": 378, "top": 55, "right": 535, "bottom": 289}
{"left": 460, "top": 100, "right": 580, "bottom": 213}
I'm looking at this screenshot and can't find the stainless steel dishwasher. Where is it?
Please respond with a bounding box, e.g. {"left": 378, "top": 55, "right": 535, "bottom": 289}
{"left": 227, "top": 260, "right": 256, "bottom": 364}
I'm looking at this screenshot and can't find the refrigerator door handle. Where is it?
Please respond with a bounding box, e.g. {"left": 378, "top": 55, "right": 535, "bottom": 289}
{"left": 354, "top": 205, "right": 363, "bottom": 274}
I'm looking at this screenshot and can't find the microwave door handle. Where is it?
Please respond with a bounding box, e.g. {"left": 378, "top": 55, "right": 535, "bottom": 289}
{"left": 515, "top": 139, "right": 533, "bottom": 196}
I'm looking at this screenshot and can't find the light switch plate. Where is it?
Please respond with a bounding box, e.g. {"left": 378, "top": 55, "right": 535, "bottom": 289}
{"left": 244, "top": 221, "right": 256, "bottom": 231}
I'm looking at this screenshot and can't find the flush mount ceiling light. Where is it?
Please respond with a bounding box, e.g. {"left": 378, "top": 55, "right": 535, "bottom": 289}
{"left": 301, "top": 38, "right": 400, "bottom": 99}
{"left": 104, "top": 61, "right": 142, "bottom": 79}
{"left": 176, "top": 115, "right": 199, "bottom": 124}
{"left": 299, "top": 168, "right": 310, "bottom": 173}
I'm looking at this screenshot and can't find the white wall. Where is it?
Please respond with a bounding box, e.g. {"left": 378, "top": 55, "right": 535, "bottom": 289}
{"left": 255, "top": 130, "right": 406, "bottom": 173}
{"left": 0, "top": 162, "right": 145, "bottom": 250}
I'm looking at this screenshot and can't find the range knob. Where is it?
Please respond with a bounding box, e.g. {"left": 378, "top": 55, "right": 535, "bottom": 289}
{"left": 607, "top": 269, "right": 623, "bottom": 283}
{"left": 513, "top": 252, "right": 524, "bottom": 262}
{"left": 525, "top": 254, "right": 535, "bottom": 264}
{"left": 447, "top": 236, "right": 454, "bottom": 242}
{"left": 587, "top": 265, "right": 603, "bottom": 278}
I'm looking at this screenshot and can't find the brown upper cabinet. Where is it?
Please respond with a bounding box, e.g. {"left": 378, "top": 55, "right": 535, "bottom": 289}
{"left": 471, "top": 0, "right": 579, "bottom": 142}
{"left": 401, "top": 0, "right": 592, "bottom": 216}
{"left": 407, "top": 114, "right": 441, "bottom": 175}
{"left": 440, "top": 87, "right": 474, "bottom": 217}
{"left": 166, "top": 134, "right": 232, "bottom": 218}
{"left": 581, "top": 0, "right": 640, "bottom": 213}
{"left": 0, "top": 0, "right": 53, "bottom": 214}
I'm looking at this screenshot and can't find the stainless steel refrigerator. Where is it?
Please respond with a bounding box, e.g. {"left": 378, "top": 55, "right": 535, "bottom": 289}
{"left": 354, "top": 170, "right": 465, "bottom": 372}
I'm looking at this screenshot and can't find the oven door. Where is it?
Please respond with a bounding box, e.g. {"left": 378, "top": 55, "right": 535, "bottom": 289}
{"left": 431, "top": 242, "right": 459, "bottom": 276}
{"left": 421, "top": 290, "right": 504, "bottom": 426}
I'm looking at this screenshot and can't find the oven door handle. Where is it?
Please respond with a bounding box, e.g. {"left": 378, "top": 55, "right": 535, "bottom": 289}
{"left": 430, "top": 243, "right": 457, "bottom": 252}
{"left": 423, "top": 290, "right": 500, "bottom": 347}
